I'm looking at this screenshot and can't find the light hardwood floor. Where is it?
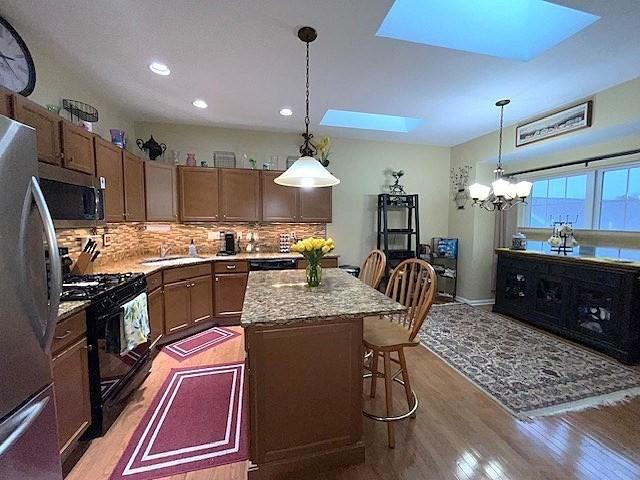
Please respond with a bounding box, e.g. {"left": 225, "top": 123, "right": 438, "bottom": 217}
{"left": 69, "top": 327, "right": 640, "bottom": 480}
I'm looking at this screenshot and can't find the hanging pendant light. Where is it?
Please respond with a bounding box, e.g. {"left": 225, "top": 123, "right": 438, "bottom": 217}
{"left": 469, "top": 99, "right": 532, "bottom": 211}
{"left": 274, "top": 27, "right": 340, "bottom": 188}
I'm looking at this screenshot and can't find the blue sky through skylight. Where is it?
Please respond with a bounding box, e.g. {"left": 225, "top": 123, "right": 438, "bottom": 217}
{"left": 376, "top": 0, "right": 600, "bottom": 61}
{"left": 320, "top": 109, "right": 423, "bottom": 133}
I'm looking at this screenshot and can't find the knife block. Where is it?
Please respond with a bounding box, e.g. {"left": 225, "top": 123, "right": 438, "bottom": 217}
{"left": 71, "top": 251, "right": 93, "bottom": 275}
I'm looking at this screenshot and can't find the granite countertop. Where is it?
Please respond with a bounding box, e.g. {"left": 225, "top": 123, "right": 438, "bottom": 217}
{"left": 495, "top": 248, "right": 640, "bottom": 270}
{"left": 57, "top": 300, "right": 90, "bottom": 322}
{"left": 94, "top": 252, "right": 340, "bottom": 275}
{"left": 240, "top": 268, "right": 406, "bottom": 326}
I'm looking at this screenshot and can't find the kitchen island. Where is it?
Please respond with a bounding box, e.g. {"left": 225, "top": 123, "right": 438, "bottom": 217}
{"left": 242, "top": 268, "right": 405, "bottom": 479}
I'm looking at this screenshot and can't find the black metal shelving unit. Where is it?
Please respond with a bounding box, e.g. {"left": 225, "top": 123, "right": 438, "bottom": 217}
{"left": 377, "top": 194, "right": 420, "bottom": 271}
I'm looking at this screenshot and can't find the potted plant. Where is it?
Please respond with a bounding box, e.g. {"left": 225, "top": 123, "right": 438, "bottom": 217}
{"left": 291, "top": 237, "right": 335, "bottom": 287}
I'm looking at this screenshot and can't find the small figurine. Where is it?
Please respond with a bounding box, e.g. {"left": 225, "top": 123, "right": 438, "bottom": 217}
{"left": 389, "top": 170, "right": 406, "bottom": 195}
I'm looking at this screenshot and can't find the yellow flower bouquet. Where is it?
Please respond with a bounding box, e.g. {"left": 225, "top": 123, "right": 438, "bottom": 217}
{"left": 290, "top": 237, "right": 335, "bottom": 287}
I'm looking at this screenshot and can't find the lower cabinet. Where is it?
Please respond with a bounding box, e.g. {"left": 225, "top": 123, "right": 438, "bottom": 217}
{"left": 51, "top": 314, "right": 91, "bottom": 460}
{"left": 163, "top": 275, "right": 213, "bottom": 333}
{"left": 214, "top": 273, "right": 248, "bottom": 323}
{"left": 147, "top": 286, "right": 164, "bottom": 346}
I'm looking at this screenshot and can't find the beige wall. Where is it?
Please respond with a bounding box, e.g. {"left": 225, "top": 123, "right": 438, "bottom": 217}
{"left": 16, "top": 23, "right": 136, "bottom": 145}
{"left": 134, "top": 122, "right": 451, "bottom": 266}
{"left": 449, "top": 76, "right": 640, "bottom": 302}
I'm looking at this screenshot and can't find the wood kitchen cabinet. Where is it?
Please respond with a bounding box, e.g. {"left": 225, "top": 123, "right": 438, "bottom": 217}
{"left": 0, "top": 86, "right": 13, "bottom": 118}
{"left": 178, "top": 166, "right": 219, "bottom": 222}
{"left": 163, "top": 264, "right": 213, "bottom": 333}
{"left": 219, "top": 168, "right": 260, "bottom": 222}
{"left": 123, "top": 152, "right": 146, "bottom": 222}
{"left": 261, "top": 170, "right": 298, "bottom": 222}
{"left": 13, "top": 94, "right": 62, "bottom": 165}
{"left": 299, "top": 186, "right": 332, "bottom": 222}
{"left": 145, "top": 161, "right": 178, "bottom": 222}
{"left": 51, "top": 311, "right": 91, "bottom": 460}
{"left": 61, "top": 121, "right": 95, "bottom": 175}
{"left": 95, "top": 137, "right": 125, "bottom": 222}
{"left": 214, "top": 273, "right": 248, "bottom": 323}
{"left": 147, "top": 284, "right": 164, "bottom": 346}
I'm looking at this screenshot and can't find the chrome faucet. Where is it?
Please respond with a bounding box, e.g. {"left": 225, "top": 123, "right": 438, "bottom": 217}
{"left": 160, "top": 243, "right": 171, "bottom": 258}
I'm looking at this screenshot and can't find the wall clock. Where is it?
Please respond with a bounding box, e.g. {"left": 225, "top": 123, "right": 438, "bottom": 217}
{"left": 0, "top": 16, "right": 36, "bottom": 96}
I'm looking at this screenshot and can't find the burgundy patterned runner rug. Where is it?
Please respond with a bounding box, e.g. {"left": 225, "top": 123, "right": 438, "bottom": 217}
{"left": 161, "top": 327, "right": 239, "bottom": 361}
{"left": 110, "top": 362, "right": 247, "bottom": 480}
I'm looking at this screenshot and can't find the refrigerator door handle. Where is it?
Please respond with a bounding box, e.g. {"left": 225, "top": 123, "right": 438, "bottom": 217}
{"left": 0, "top": 395, "right": 50, "bottom": 458}
{"left": 20, "top": 176, "right": 62, "bottom": 354}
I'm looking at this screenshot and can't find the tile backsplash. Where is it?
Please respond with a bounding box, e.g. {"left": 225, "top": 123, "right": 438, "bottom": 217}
{"left": 56, "top": 222, "right": 326, "bottom": 266}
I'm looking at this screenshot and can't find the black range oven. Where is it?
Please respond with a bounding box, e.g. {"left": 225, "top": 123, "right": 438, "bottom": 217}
{"left": 61, "top": 273, "right": 151, "bottom": 437}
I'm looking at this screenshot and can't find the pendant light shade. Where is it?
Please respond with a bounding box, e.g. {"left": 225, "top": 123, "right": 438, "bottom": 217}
{"left": 275, "top": 26, "right": 341, "bottom": 188}
{"left": 274, "top": 156, "right": 340, "bottom": 187}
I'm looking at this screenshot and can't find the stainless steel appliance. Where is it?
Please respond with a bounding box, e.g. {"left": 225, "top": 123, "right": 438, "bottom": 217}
{"left": 38, "top": 163, "right": 104, "bottom": 228}
{"left": 0, "top": 115, "right": 63, "bottom": 479}
{"left": 60, "top": 273, "right": 150, "bottom": 437}
{"left": 249, "top": 258, "right": 296, "bottom": 271}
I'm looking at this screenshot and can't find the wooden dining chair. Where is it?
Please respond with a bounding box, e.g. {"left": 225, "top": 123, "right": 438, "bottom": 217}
{"left": 359, "top": 249, "right": 387, "bottom": 289}
{"left": 362, "top": 258, "right": 437, "bottom": 448}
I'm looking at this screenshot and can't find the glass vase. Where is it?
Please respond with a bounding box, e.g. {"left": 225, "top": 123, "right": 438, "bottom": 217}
{"left": 306, "top": 263, "right": 322, "bottom": 288}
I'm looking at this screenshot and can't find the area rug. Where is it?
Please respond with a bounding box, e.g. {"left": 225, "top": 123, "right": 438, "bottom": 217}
{"left": 110, "top": 362, "right": 247, "bottom": 480}
{"left": 161, "top": 327, "right": 239, "bottom": 362}
{"left": 419, "top": 303, "right": 640, "bottom": 420}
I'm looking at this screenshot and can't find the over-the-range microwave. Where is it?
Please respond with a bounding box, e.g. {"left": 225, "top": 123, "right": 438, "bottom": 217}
{"left": 38, "top": 163, "right": 105, "bottom": 228}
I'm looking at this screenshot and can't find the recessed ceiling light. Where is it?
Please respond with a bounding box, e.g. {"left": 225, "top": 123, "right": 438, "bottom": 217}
{"left": 192, "top": 99, "right": 208, "bottom": 109}
{"left": 149, "top": 62, "right": 170, "bottom": 76}
{"left": 279, "top": 108, "right": 293, "bottom": 116}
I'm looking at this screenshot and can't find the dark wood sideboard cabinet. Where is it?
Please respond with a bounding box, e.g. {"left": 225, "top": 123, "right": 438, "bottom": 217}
{"left": 494, "top": 249, "right": 640, "bottom": 364}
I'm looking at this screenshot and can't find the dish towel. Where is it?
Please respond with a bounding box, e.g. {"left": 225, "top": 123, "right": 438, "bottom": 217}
{"left": 120, "top": 292, "right": 150, "bottom": 355}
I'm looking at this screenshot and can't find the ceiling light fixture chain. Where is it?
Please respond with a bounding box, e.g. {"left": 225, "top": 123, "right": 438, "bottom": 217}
{"left": 299, "top": 27, "right": 316, "bottom": 157}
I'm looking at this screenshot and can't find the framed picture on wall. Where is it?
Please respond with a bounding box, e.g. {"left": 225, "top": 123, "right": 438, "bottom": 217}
{"left": 516, "top": 100, "right": 592, "bottom": 147}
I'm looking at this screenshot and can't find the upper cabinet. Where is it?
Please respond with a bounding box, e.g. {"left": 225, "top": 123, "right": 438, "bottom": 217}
{"left": 299, "top": 186, "right": 332, "bottom": 223}
{"left": 178, "top": 166, "right": 219, "bottom": 222}
{"left": 0, "top": 86, "right": 13, "bottom": 118}
{"left": 123, "top": 152, "right": 146, "bottom": 222}
{"left": 61, "top": 121, "right": 95, "bottom": 175}
{"left": 94, "top": 137, "right": 125, "bottom": 222}
{"left": 219, "top": 168, "right": 260, "bottom": 222}
{"left": 261, "top": 171, "right": 298, "bottom": 222}
{"left": 13, "top": 94, "right": 62, "bottom": 165}
{"left": 145, "top": 161, "right": 178, "bottom": 222}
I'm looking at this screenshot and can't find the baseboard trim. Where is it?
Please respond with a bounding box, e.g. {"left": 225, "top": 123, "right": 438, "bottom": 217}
{"left": 455, "top": 296, "right": 495, "bottom": 306}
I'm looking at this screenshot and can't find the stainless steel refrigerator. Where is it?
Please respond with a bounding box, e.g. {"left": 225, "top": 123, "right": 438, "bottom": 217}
{"left": 0, "top": 114, "right": 63, "bottom": 479}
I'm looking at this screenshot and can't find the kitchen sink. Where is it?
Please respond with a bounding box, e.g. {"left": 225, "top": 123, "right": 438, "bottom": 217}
{"left": 140, "top": 255, "right": 204, "bottom": 264}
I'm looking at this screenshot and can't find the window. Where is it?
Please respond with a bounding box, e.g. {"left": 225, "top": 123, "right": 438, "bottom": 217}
{"left": 519, "top": 162, "right": 639, "bottom": 232}
{"left": 522, "top": 173, "right": 592, "bottom": 228}
{"left": 598, "top": 166, "right": 640, "bottom": 231}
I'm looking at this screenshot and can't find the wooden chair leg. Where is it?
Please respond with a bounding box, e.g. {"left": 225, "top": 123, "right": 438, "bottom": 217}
{"left": 398, "top": 348, "right": 416, "bottom": 419}
{"left": 370, "top": 350, "right": 379, "bottom": 398}
{"left": 383, "top": 351, "right": 395, "bottom": 448}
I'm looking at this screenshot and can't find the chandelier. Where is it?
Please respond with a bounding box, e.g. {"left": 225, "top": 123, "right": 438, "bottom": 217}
{"left": 274, "top": 27, "right": 340, "bottom": 188}
{"left": 468, "top": 99, "right": 532, "bottom": 211}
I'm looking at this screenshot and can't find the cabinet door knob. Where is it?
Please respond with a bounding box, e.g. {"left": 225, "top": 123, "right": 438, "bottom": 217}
{"left": 215, "top": 277, "right": 219, "bottom": 282}
{"left": 67, "top": 155, "right": 74, "bottom": 163}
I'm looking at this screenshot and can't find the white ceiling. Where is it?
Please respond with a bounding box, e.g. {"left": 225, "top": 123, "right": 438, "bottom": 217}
{"left": 3, "top": 0, "right": 640, "bottom": 146}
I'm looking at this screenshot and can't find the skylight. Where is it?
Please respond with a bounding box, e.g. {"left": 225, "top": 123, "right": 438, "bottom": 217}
{"left": 376, "top": 0, "right": 600, "bottom": 61}
{"left": 320, "top": 110, "right": 423, "bottom": 133}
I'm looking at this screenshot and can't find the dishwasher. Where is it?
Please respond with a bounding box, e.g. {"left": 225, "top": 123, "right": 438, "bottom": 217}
{"left": 249, "top": 258, "right": 297, "bottom": 271}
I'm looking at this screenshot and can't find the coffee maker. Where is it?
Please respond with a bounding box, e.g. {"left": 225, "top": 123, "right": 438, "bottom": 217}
{"left": 218, "top": 232, "right": 236, "bottom": 256}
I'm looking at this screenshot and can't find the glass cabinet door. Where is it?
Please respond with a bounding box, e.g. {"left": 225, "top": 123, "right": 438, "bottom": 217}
{"left": 570, "top": 283, "right": 619, "bottom": 344}
{"left": 534, "top": 276, "right": 565, "bottom": 321}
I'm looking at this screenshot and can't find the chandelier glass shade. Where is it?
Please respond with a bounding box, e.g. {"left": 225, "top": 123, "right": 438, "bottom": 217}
{"left": 274, "top": 26, "right": 340, "bottom": 188}
{"left": 469, "top": 100, "right": 532, "bottom": 211}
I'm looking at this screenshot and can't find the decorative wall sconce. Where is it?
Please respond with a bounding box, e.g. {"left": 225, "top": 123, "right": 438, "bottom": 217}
{"left": 450, "top": 165, "right": 472, "bottom": 209}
